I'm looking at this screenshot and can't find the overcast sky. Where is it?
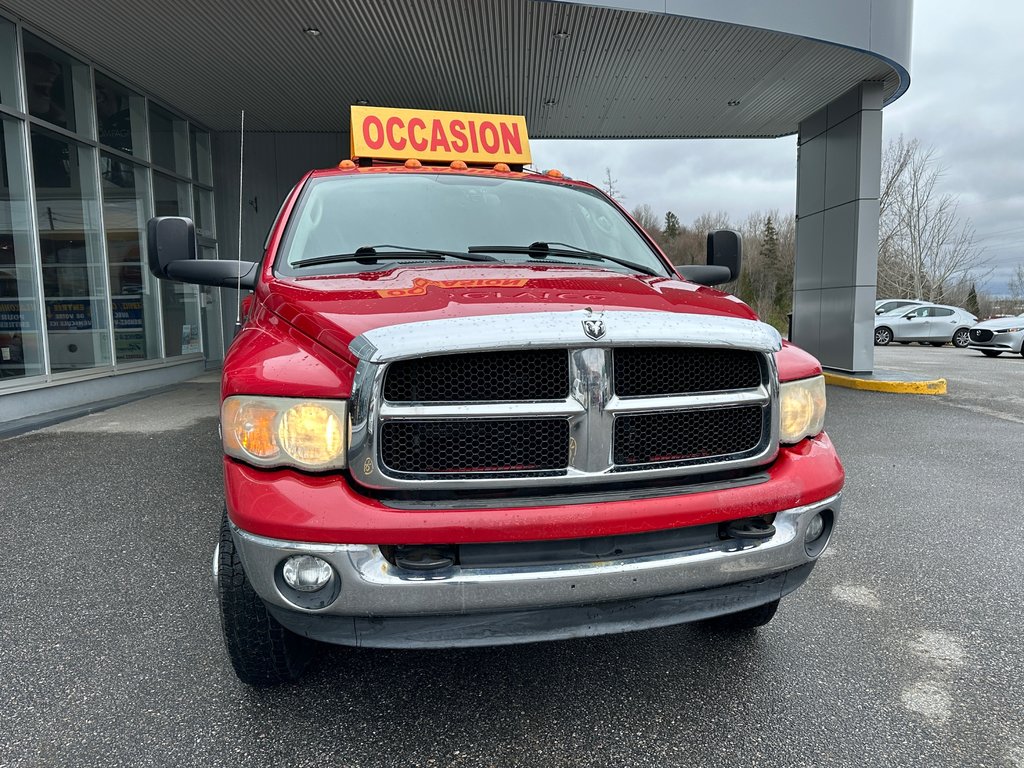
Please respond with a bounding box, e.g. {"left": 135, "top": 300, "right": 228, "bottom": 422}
{"left": 533, "top": 1, "right": 1024, "bottom": 296}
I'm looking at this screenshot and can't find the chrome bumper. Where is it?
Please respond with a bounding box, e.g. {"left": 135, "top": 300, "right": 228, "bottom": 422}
{"left": 230, "top": 493, "right": 840, "bottom": 619}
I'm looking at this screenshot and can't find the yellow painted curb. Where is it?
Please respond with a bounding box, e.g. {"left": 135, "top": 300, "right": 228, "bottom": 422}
{"left": 822, "top": 372, "right": 947, "bottom": 395}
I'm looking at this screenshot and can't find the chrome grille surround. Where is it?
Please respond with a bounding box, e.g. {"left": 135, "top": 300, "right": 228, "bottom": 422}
{"left": 348, "top": 310, "right": 782, "bottom": 491}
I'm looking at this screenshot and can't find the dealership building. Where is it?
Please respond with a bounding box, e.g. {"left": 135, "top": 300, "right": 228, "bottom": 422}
{"left": 0, "top": 1, "right": 912, "bottom": 427}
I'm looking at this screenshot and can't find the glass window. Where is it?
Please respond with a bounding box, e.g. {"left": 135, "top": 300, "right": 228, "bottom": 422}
{"left": 31, "top": 126, "right": 110, "bottom": 372}
{"left": 0, "top": 116, "right": 45, "bottom": 379}
{"left": 0, "top": 18, "right": 20, "bottom": 108}
{"left": 190, "top": 125, "right": 212, "bottom": 185}
{"left": 101, "top": 154, "right": 161, "bottom": 362}
{"left": 153, "top": 172, "right": 201, "bottom": 356}
{"left": 193, "top": 185, "right": 215, "bottom": 239}
{"left": 94, "top": 72, "right": 147, "bottom": 157}
{"left": 278, "top": 174, "right": 671, "bottom": 277}
{"left": 23, "top": 32, "right": 93, "bottom": 136}
{"left": 149, "top": 104, "right": 188, "bottom": 175}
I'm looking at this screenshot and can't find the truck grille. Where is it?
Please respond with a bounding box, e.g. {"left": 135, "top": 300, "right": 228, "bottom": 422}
{"left": 614, "top": 406, "right": 763, "bottom": 466}
{"left": 365, "top": 346, "right": 776, "bottom": 485}
{"left": 381, "top": 419, "right": 569, "bottom": 474}
{"left": 614, "top": 347, "right": 761, "bottom": 395}
{"left": 385, "top": 350, "right": 569, "bottom": 402}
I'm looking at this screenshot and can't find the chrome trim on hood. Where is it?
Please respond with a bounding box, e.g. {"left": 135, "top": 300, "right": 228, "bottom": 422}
{"left": 349, "top": 309, "right": 782, "bottom": 363}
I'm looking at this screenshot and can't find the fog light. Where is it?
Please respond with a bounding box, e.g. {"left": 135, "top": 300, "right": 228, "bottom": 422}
{"left": 282, "top": 555, "right": 334, "bottom": 592}
{"left": 805, "top": 513, "right": 825, "bottom": 543}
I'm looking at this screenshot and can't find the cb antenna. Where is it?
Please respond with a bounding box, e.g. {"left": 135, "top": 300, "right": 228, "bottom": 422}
{"left": 234, "top": 108, "right": 245, "bottom": 336}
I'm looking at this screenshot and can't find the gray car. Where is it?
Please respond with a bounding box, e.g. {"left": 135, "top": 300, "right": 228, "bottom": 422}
{"left": 874, "top": 303, "right": 978, "bottom": 347}
{"left": 967, "top": 313, "right": 1024, "bottom": 357}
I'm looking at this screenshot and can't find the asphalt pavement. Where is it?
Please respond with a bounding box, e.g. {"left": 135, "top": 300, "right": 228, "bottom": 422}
{"left": 1, "top": 360, "right": 1022, "bottom": 768}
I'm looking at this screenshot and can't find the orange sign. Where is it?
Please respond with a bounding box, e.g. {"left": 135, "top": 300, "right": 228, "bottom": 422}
{"left": 377, "top": 277, "right": 529, "bottom": 298}
{"left": 351, "top": 106, "right": 531, "bottom": 165}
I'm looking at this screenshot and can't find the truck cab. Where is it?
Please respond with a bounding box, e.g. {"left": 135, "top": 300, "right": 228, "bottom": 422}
{"left": 147, "top": 106, "right": 843, "bottom": 686}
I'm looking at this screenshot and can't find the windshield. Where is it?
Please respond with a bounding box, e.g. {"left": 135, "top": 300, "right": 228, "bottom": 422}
{"left": 276, "top": 173, "right": 670, "bottom": 277}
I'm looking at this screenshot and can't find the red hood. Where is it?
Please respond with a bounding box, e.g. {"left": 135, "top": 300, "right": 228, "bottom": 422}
{"left": 258, "top": 264, "right": 758, "bottom": 363}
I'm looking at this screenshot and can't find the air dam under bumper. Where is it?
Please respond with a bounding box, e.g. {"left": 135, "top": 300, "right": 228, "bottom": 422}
{"left": 230, "top": 493, "right": 840, "bottom": 648}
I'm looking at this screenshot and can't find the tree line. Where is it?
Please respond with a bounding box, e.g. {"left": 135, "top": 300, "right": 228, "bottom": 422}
{"left": 613, "top": 135, "right": 1017, "bottom": 327}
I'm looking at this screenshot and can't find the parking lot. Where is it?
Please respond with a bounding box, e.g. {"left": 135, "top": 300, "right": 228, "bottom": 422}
{"left": 1, "top": 351, "right": 1022, "bottom": 768}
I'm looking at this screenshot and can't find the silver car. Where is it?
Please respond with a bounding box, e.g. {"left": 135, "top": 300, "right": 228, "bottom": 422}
{"left": 875, "top": 298, "right": 927, "bottom": 316}
{"left": 874, "top": 303, "right": 978, "bottom": 347}
{"left": 967, "top": 313, "right": 1024, "bottom": 357}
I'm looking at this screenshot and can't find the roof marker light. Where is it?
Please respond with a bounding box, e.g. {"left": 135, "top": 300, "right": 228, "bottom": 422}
{"left": 493, "top": 163, "right": 510, "bottom": 172}
{"left": 546, "top": 169, "right": 564, "bottom": 179}
{"left": 404, "top": 158, "right": 422, "bottom": 168}
{"left": 450, "top": 160, "right": 468, "bottom": 170}
{"left": 337, "top": 159, "right": 357, "bottom": 170}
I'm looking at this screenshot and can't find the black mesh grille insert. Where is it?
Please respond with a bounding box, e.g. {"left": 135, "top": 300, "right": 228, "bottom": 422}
{"left": 384, "top": 350, "right": 570, "bottom": 402}
{"left": 381, "top": 419, "right": 570, "bottom": 473}
{"left": 614, "top": 348, "right": 761, "bottom": 396}
{"left": 969, "top": 328, "right": 993, "bottom": 342}
{"left": 614, "top": 407, "right": 763, "bottom": 465}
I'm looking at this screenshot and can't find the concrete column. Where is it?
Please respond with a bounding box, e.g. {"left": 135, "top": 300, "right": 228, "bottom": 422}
{"left": 791, "top": 82, "right": 883, "bottom": 374}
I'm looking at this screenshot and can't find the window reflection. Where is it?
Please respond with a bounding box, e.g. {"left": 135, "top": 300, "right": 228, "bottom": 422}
{"left": 149, "top": 104, "right": 189, "bottom": 175}
{"left": 32, "top": 127, "right": 110, "bottom": 372}
{"left": 95, "top": 73, "right": 147, "bottom": 157}
{"left": 153, "top": 172, "right": 202, "bottom": 357}
{"left": 0, "top": 118, "right": 45, "bottom": 379}
{"left": 0, "top": 19, "right": 18, "bottom": 107}
{"left": 23, "top": 33, "right": 91, "bottom": 135}
{"left": 101, "top": 154, "right": 161, "bottom": 361}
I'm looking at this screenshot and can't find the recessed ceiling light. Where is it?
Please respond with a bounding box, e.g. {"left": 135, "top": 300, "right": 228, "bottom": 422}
{"left": 355, "top": 99, "right": 369, "bottom": 106}
{"left": 553, "top": 31, "right": 570, "bottom": 40}
{"left": 544, "top": 98, "right": 558, "bottom": 107}
{"left": 727, "top": 100, "right": 741, "bottom": 106}
{"left": 303, "top": 27, "right": 322, "bottom": 37}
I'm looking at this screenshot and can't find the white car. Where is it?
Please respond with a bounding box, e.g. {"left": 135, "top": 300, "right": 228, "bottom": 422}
{"left": 875, "top": 298, "right": 928, "bottom": 316}
{"left": 873, "top": 303, "right": 978, "bottom": 347}
{"left": 967, "top": 313, "right": 1024, "bottom": 357}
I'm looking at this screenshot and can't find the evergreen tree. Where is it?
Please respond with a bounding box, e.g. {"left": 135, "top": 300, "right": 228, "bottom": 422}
{"left": 601, "top": 168, "right": 624, "bottom": 201}
{"left": 965, "top": 282, "right": 980, "bottom": 315}
{"left": 664, "top": 211, "right": 680, "bottom": 239}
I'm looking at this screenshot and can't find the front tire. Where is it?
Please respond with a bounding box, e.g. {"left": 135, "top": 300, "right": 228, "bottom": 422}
{"left": 218, "top": 511, "right": 313, "bottom": 686}
{"left": 952, "top": 328, "right": 971, "bottom": 348}
{"left": 701, "top": 599, "right": 780, "bottom": 631}
{"left": 874, "top": 327, "right": 893, "bottom": 346}
{"left": 982, "top": 350, "right": 1003, "bottom": 358}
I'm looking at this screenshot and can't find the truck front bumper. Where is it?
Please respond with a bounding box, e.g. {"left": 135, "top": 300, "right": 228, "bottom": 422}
{"left": 228, "top": 492, "right": 840, "bottom": 648}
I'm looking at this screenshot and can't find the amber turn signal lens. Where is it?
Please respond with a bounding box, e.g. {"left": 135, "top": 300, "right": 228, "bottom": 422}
{"left": 224, "top": 399, "right": 280, "bottom": 459}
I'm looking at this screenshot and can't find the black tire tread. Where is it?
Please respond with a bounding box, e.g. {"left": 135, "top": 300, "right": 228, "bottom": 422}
{"left": 218, "top": 513, "right": 312, "bottom": 686}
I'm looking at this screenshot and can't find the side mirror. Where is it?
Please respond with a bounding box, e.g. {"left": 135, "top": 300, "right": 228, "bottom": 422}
{"left": 147, "top": 216, "right": 258, "bottom": 289}
{"left": 147, "top": 216, "right": 196, "bottom": 279}
{"left": 706, "top": 229, "right": 741, "bottom": 282}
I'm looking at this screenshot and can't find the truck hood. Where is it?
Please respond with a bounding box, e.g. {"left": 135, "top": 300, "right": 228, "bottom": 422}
{"left": 259, "top": 264, "right": 758, "bottom": 363}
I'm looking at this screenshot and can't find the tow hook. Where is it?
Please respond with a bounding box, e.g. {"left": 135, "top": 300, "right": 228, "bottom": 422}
{"left": 723, "top": 517, "right": 776, "bottom": 540}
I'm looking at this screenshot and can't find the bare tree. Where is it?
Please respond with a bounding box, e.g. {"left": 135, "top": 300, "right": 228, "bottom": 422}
{"left": 630, "top": 203, "right": 661, "bottom": 237}
{"left": 601, "top": 167, "right": 624, "bottom": 201}
{"left": 878, "top": 136, "right": 989, "bottom": 301}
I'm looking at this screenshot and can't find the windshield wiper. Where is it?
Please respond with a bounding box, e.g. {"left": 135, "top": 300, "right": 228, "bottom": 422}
{"left": 467, "top": 241, "right": 661, "bottom": 277}
{"left": 292, "top": 244, "right": 498, "bottom": 268}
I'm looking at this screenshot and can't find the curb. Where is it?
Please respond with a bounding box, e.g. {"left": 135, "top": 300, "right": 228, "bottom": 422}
{"left": 822, "top": 372, "right": 947, "bottom": 395}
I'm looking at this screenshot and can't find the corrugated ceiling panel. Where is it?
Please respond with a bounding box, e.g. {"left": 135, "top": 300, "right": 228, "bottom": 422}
{"left": 0, "top": 0, "right": 900, "bottom": 137}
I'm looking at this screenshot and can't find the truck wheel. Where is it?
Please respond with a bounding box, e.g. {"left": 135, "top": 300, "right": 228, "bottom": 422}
{"left": 218, "top": 511, "right": 313, "bottom": 686}
{"left": 701, "top": 599, "right": 780, "bottom": 631}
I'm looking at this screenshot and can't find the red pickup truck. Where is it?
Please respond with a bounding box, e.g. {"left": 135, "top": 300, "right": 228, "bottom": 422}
{"left": 147, "top": 110, "right": 842, "bottom": 686}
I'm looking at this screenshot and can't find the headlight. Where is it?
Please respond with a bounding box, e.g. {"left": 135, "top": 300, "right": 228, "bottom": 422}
{"left": 996, "top": 326, "right": 1023, "bottom": 334}
{"left": 222, "top": 396, "right": 348, "bottom": 470}
{"left": 779, "top": 375, "right": 826, "bottom": 444}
